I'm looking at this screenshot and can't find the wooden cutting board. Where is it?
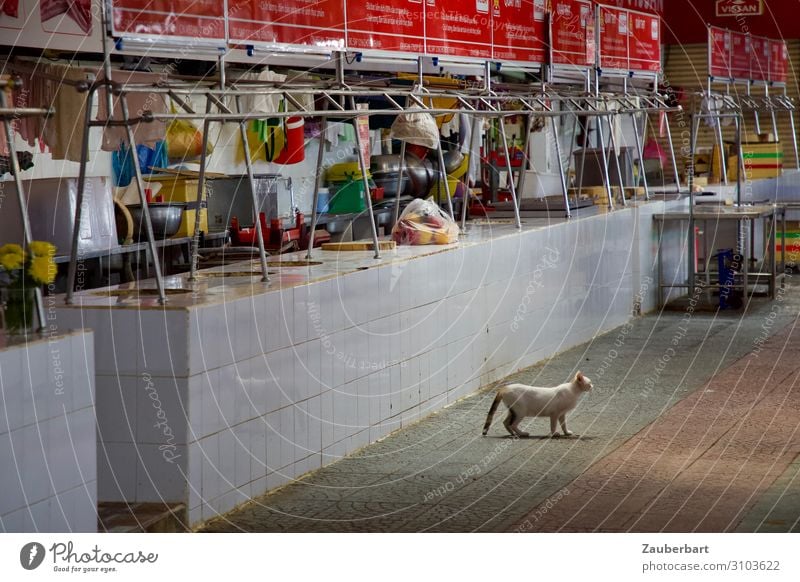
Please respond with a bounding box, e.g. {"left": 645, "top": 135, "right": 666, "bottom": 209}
{"left": 149, "top": 167, "right": 228, "bottom": 179}
{"left": 321, "top": 241, "right": 396, "bottom": 252}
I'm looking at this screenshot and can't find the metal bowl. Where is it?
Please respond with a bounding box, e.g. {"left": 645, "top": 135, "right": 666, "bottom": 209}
{"left": 372, "top": 173, "right": 410, "bottom": 197}
{"left": 370, "top": 154, "right": 402, "bottom": 174}
{"left": 443, "top": 149, "right": 466, "bottom": 175}
{"left": 126, "top": 203, "right": 185, "bottom": 241}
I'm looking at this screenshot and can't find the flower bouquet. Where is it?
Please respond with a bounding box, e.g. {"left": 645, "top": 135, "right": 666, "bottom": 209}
{"left": 0, "top": 242, "right": 57, "bottom": 336}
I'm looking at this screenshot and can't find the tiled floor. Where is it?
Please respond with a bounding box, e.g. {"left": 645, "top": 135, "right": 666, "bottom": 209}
{"left": 199, "top": 280, "right": 800, "bottom": 533}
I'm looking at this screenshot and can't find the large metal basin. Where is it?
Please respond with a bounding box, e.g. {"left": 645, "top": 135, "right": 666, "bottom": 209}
{"left": 127, "top": 203, "right": 185, "bottom": 240}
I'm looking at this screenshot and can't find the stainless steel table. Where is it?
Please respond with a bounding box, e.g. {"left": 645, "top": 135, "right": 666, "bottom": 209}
{"left": 653, "top": 205, "right": 786, "bottom": 307}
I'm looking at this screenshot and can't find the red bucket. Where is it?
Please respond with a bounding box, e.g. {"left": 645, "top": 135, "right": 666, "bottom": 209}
{"left": 274, "top": 116, "right": 305, "bottom": 165}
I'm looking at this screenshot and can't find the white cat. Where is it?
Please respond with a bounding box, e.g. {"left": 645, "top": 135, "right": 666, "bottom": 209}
{"left": 482, "top": 372, "right": 593, "bottom": 438}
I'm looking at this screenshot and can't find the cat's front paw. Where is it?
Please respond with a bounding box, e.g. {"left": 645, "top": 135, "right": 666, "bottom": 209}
{"left": 550, "top": 433, "right": 560, "bottom": 438}
{"left": 515, "top": 431, "right": 530, "bottom": 438}
{"left": 564, "top": 430, "right": 574, "bottom": 436}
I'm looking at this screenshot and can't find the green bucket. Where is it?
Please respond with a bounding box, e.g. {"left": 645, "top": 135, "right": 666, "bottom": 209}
{"left": 328, "top": 179, "right": 367, "bottom": 214}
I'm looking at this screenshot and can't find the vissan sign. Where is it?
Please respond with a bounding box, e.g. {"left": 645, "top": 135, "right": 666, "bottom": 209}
{"left": 716, "top": 0, "right": 764, "bottom": 17}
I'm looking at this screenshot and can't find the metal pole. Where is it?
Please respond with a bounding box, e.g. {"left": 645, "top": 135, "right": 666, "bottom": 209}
{"left": 0, "top": 93, "right": 46, "bottom": 330}
{"left": 351, "top": 95, "right": 382, "bottom": 258}
{"left": 307, "top": 113, "right": 329, "bottom": 259}
{"left": 460, "top": 115, "right": 480, "bottom": 232}
{"left": 565, "top": 112, "right": 579, "bottom": 208}
{"left": 631, "top": 111, "right": 650, "bottom": 201}
{"left": 516, "top": 114, "right": 536, "bottom": 217}
{"left": 577, "top": 115, "right": 588, "bottom": 201}
{"left": 663, "top": 111, "right": 682, "bottom": 191}
{"left": 66, "top": 87, "right": 96, "bottom": 304}
{"left": 498, "top": 117, "right": 522, "bottom": 229}
{"left": 188, "top": 98, "right": 213, "bottom": 281}
{"left": 551, "top": 116, "right": 571, "bottom": 219}
{"left": 394, "top": 139, "right": 406, "bottom": 227}
{"left": 236, "top": 95, "right": 270, "bottom": 282}
{"left": 436, "top": 138, "right": 456, "bottom": 221}
{"left": 120, "top": 96, "right": 168, "bottom": 304}
{"left": 714, "top": 112, "right": 728, "bottom": 185}
{"left": 766, "top": 85, "right": 779, "bottom": 143}
{"left": 786, "top": 86, "right": 800, "bottom": 170}
{"left": 735, "top": 114, "right": 743, "bottom": 208}
{"left": 596, "top": 115, "right": 615, "bottom": 209}
{"left": 689, "top": 114, "right": 700, "bottom": 299}
{"left": 749, "top": 83, "right": 762, "bottom": 136}
{"left": 606, "top": 113, "right": 627, "bottom": 207}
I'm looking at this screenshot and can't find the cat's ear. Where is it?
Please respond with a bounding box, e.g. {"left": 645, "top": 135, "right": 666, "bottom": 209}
{"left": 576, "top": 371, "right": 585, "bottom": 383}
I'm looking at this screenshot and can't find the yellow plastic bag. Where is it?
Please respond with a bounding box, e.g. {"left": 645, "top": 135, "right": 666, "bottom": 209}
{"left": 236, "top": 99, "right": 287, "bottom": 163}
{"left": 166, "top": 117, "right": 213, "bottom": 160}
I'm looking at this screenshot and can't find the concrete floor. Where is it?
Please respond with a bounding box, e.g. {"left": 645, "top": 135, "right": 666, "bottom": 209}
{"left": 201, "top": 280, "right": 800, "bottom": 533}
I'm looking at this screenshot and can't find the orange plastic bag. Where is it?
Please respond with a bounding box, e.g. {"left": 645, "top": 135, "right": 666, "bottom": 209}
{"left": 166, "top": 117, "right": 213, "bottom": 161}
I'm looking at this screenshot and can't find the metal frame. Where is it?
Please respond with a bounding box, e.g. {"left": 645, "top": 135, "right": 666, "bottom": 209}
{"left": 0, "top": 80, "right": 53, "bottom": 333}
{"left": 51, "top": 3, "right": 682, "bottom": 303}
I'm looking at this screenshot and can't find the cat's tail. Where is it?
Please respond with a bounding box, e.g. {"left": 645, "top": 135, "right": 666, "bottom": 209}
{"left": 482, "top": 389, "right": 505, "bottom": 436}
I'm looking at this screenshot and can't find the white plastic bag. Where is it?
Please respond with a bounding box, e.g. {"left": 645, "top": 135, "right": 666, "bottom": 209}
{"left": 390, "top": 113, "right": 440, "bottom": 149}
{"left": 392, "top": 199, "right": 459, "bottom": 245}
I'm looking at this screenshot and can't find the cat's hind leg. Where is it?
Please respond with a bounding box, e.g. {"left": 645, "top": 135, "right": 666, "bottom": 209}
{"left": 559, "top": 414, "right": 574, "bottom": 436}
{"left": 549, "top": 416, "right": 559, "bottom": 437}
{"left": 503, "top": 409, "right": 528, "bottom": 437}
{"left": 507, "top": 408, "right": 529, "bottom": 437}
{"left": 502, "top": 409, "right": 517, "bottom": 436}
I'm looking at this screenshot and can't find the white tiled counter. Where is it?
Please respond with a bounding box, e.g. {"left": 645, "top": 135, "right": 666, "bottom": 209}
{"left": 55, "top": 200, "right": 686, "bottom": 527}
{"left": 0, "top": 330, "right": 97, "bottom": 532}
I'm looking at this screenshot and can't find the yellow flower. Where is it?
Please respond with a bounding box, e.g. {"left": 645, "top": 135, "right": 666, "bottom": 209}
{"left": 29, "top": 241, "right": 56, "bottom": 257}
{"left": 28, "top": 256, "right": 56, "bottom": 285}
{"left": 0, "top": 243, "right": 25, "bottom": 258}
{"left": 0, "top": 252, "right": 24, "bottom": 271}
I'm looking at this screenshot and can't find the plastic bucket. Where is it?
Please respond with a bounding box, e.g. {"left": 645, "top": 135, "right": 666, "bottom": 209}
{"left": 316, "top": 188, "right": 331, "bottom": 214}
{"left": 274, "top": 116, "right": 305, "bottom": 165}
{"left": 328, "top": 180, "right": 367, "bottom": 214}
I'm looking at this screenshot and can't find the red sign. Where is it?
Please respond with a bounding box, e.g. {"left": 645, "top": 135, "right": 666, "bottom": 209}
{"left": 111, "top": 0, "right": 225, "bottom": 42}
{"left": 715, "top": 0, "right": 763, "bottom": 17}
{"left": 597, "top": 0, "right": 663, "bottom": 15}
{"left": 424, "top": 0, "right": 492, "bottom": 59}
{"left": 598, "top": 5, "right": 629, "bottom": 70}
{"left": 227, "top": 0, "right": 345, "bottom": 49}
{"left": 729, "top": 31, "right": 750, "bottom": 79}
{"left": 749, "top": 35, "right": 769, "bottom": 81}
{"left": 770, "top": 40, "right": 788, "bottom": 84}
{"left": 550, "top": 0, "right": 594, "bottom": 67}
{"left": 492, "top": 0, "right": 547, "bottom": 63}
{"left": 628, "top": 10, "right": 660, "bottom": 72}
{"left": 346, "top": 0, "right": 425, "bottom": 54}
{"left": 708, "top": 26, "right": 731, "bottom": 79}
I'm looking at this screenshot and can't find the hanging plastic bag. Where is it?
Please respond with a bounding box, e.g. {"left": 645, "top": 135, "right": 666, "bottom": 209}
{"left": 166, "top": 118, "right": 213, "bottom": 160}
{"left": 166, "top": 101, "right": 213, "bottom": 160}
{"left": 237, "top": 101, "right": 286, "bottom": 163}
{"left": 391, "top": 198, "right": 459, "bottom": 246}
{"left": 390, "top": 113, "right": 440, "bottom": 149}
{"left": 112, "top": 143, "right": 134, "bottom": 187}
{"left": 112, "top": 141, "right": 167, "bottom": 187}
